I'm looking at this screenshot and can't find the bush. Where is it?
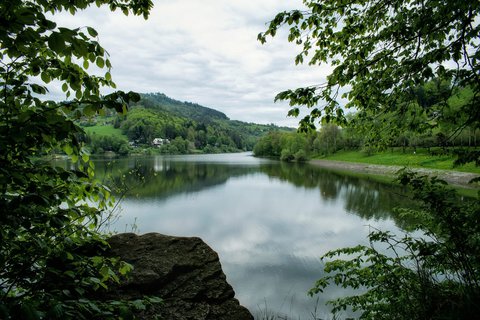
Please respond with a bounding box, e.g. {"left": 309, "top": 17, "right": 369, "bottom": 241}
{"left": 294, "top": 149, "right": 308, "bottom": 162}
{"left": 87, "top": 134, "right": 130, "bottom": 155}
{"left": 0, "top": 0, "right": 161, "bottom": 318}
{"left": 280, "top": 148, "right": 295, "bottom": 161}
{"left": 310, "top": 171, "right": 480, "bottom": 320}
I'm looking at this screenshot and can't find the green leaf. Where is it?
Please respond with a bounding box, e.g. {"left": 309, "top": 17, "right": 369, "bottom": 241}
{"left": 288, "top": 108, "right": 300, "bottom": 117}
{"left": 63, "top": 144, "right": 73, "bottom": 155}
{"left": 87, "top": 166, "right": 95, "bottom": 178}
{"left": 31, "top": 84, "right": 47, "bottom": 94}
{"left": 16, "top": 9, "right": 36, "bottom": 25}
{"left": 119, "top": 262, "right": 133, "bottom": 275}
{"left": 40, "top": 72, "right": 51, "bottom": 83}
{"left": 88, "top": 52, "right": 96, "bottom": 62}
{"left": 131, "top": 300, "right": 146, "bottom": 311}
{"left": 87, "top": 27, "right": 98, "bottom": 37}
{"left": 96, "top": 57, "right": 105, "bottom": 68}
{"left": 48, "top": 32, "right": 66, "bottom": 52}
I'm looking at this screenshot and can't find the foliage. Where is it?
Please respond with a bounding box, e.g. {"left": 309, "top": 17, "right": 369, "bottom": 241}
{"left": 253, "top": 131, "right": 311, "bottom": 162}
{"left": 346, "top": 82, "right": 480, "bottom": 152}
{"left": 254, "top": 125, "right": 347, "bottom": 161}
{"left": 139, "top": 92, "right": 229, "bottom": 122}
{"left": 0, "top": 0, "right": 162, "bottom": 318}
{"left": 87, "top": 133, "right": 130, "bottom": 155}
{"left": 114, "top": 93, "right": 293, "bottom": 153}
{"left": 310, "top": 172, "right": 480, "bottom": 319}
{"left": 253, "top": 131, "right": 283, "bottom": 158}
{"left": 259, "top": 0, "right": 480, "bottom": 159}
{"left": 312, "top": 123, "right": 344, "bottom": 156}
{"left": 118, "top": 107, "right": 187, "bottom": 145}
{"left": 253, "top": 82, "right": 480, "bottom": 167}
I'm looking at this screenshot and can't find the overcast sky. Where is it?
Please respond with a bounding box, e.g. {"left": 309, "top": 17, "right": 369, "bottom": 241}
{"left": 52, "top": 0, "right": 332, "bottom": 127}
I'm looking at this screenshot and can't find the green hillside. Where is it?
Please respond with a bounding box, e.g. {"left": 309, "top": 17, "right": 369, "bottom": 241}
{"left": 139, "top": 92, "right": 228, "bottom": 122}
{"left": 83, "top": 125, "right": 124, "bottom": 137}
{"left": 81, "top": 92, "right": 293, "bottom": 155}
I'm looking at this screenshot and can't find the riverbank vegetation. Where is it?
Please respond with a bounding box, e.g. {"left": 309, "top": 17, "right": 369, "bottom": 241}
{"left": 254, "top": 128, "right": 480, "bottom": 173}
{"left": 319, "top": 150, "right": 480, "bottom": 174}
{"left": 253, "top": 82, "right": 480, "bottom": 173}
{"left": 260, "top": 0, "right": 480, "bottom": 319}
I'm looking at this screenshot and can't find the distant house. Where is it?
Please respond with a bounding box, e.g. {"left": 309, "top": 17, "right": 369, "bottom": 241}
{"left": 152, "top": 138, "right": 170, "bottom": 147}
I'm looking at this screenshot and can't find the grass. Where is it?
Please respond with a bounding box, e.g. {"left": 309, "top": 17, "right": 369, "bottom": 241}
{"left": 254, "top": 297, "right": 330, "bottom": 320}
{"left": 318, "top": 148, "right": 480, "bottom": 174}
{"left": 312, "top": 148, "right": 480, "bottom": 198}
{"left": 83, "top": 125, "right": 125, "bottom": 138}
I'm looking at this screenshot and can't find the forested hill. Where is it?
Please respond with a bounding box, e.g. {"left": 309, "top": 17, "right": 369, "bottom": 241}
{"left": 84, "top": 92, "right": 293, "bottom": 155}
{"left": 138, "top": 93, "right": 229, "bottom": 122}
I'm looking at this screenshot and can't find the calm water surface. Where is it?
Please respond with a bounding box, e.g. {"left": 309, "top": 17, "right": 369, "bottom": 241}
{"left": 91, "top": 152, "right": 409, "bottom": 319}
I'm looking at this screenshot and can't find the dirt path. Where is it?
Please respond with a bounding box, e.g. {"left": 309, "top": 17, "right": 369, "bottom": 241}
{"left": 309, "top": 159, "right": 480, "bottom": 189}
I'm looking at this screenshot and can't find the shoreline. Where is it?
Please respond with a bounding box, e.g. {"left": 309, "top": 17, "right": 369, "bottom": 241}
{"left": 309, "top": 159, "right": 480, "bottom": 189}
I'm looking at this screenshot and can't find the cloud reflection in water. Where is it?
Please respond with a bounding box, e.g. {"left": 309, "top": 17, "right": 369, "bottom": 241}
{"left": 110, "top": 154, "right": 404, "bottom": 318}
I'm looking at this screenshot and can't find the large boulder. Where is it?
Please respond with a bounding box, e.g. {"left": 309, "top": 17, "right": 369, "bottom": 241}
{"left": 108, "top": 233, "right": 253, "bottom": 320}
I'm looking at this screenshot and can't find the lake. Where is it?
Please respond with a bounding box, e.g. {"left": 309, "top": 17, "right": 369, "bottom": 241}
{"left": 89, "top": 152, "right": 408, "bottom": 319}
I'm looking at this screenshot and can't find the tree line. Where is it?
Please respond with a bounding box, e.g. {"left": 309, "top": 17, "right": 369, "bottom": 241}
{"left": 254, "top": 81, "right": 480, "bottom": 160}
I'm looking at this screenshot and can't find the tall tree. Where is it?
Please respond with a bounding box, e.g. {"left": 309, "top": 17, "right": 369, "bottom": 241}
{"left": 259, "top": 0, "right": 479, "bottom": 160}
{"left": 0, "top": 0, "right": 158, "bottom": 318}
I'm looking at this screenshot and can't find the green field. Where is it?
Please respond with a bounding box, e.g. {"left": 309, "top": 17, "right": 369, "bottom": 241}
{"left": 318, "top": 149, "right": 480, "bottom": 174}
{"left": 83, "top": 125, "right": 126, "bottom": 139}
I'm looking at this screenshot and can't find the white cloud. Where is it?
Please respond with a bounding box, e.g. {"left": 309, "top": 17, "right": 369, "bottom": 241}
{"left": 50, "top": 0, "right": 328, "bottom": 127}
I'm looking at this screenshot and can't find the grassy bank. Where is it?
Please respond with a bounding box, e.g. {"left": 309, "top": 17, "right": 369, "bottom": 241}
{"left": 311, "top": 159, "right": 479, "bottom": 198}
{"left": 83, "top": 125, "right": 126, "bottom": 138}
{"left": 317, "top": 149, "right": 480, "bottom": 174}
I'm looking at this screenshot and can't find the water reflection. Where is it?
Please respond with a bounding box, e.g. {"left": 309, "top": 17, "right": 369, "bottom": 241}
{"left": 89, "top": 154, "right": 265, "bottom": 201}
{"left": 84, "top": 153, "right": 409, "bottom": 318}
{"left": 260, "top": 162, "right": 414, "bottom": 228}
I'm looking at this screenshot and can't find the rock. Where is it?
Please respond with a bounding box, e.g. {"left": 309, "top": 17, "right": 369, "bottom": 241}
{"left": 108, "top": 233, "right": 253, "bottom": 320}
